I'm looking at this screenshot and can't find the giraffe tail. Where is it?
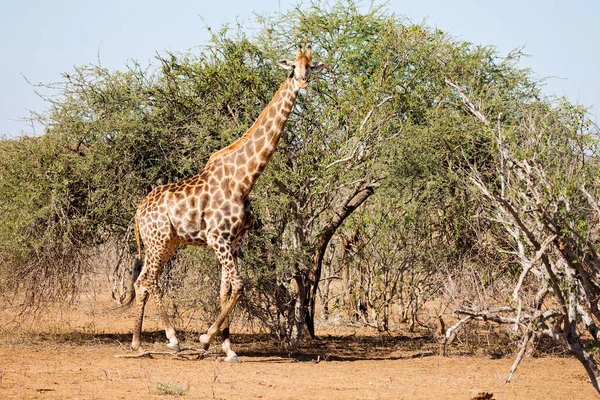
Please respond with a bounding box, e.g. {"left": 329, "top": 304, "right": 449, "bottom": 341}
{"left": 123, "top": 221, "right": 144, "bottom": 307}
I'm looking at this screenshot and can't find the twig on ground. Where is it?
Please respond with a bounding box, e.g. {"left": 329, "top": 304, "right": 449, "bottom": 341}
{"left": 115, "top": 347, "right": 216, "bottom": 360}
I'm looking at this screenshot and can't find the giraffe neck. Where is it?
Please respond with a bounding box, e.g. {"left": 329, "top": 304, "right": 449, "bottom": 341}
{"left": 207, "top": 77, "right": 300, "bottom": 196}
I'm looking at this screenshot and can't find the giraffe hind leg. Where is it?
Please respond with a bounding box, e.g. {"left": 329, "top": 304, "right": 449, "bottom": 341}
{"left": 131, "top": 241, "right": 180, "bottom": 352}
{"left": 131, "top": 283, "right": 148, "bottom": 351}
{"left": 150, "top": 281, "right": 181, "bottom": 352}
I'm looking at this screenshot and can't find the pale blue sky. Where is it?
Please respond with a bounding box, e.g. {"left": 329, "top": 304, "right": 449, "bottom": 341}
{"left": 1, "top": 1, "right": 598, "bottom": 137}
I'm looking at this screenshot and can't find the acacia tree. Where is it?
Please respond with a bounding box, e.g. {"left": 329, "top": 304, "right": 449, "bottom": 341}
{"left": 237, "top": 1, "right": 544, "bottom": 347}
{"left": 246, "top": 3, "right": 435, "bottom": 345}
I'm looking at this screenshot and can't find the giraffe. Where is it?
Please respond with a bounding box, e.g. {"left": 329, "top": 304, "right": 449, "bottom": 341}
{"left": 128, "top": 46, "right": 324, "bottom": 362}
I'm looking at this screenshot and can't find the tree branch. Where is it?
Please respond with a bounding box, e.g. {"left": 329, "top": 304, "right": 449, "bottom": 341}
{"left": 444, "top": 79, "right": 489, "bottom": 124}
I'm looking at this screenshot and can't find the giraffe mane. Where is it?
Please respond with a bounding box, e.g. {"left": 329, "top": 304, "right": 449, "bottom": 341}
{"left": 205, "top": 78, "right": 291, "bottom": 167}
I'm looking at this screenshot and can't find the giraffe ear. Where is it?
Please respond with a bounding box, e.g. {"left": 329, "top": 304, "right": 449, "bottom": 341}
{"left": 311, "top": 62, "right": 326, "bottom": 72}
{"left": 277, "top": 60, "right": 294, "bottom": 70}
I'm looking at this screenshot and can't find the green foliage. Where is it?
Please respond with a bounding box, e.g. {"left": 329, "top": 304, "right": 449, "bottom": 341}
{"left": 0, "top": 33, "right": 283, "bottom": 306}
{"left": 0, "top": 135, "right": 104, "bottom": 305}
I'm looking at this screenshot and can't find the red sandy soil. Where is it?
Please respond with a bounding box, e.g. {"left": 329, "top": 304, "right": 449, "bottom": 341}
{"left": 0, "top": 293, "right": 597, "bottom": 400}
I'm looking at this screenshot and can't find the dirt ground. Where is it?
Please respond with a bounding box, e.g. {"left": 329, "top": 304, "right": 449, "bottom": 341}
{"left": 0, "top": 293, "right": 597, "bottom": 400}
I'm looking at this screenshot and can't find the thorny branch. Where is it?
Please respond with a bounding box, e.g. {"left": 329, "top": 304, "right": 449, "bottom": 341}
{"left": 447, "top": 81, "right": 600, "bottom": 392}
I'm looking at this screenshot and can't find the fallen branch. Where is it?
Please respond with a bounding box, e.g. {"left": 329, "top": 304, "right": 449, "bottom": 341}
{"left": 455, "top": 307, "right": 525, "bottom": 326}
{"left": 115, "top": 347, "right": 216, "bottom": 360}
{"left": 440, "top": 315, "right": 472, "bottom": 356}
{"left": 505, "top": 328, "right": 535, "bottom": 383}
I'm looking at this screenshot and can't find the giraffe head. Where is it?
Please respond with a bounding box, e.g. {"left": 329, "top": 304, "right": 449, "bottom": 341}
{"left": 277, "top": 45, "right": 325, "bottom": 89}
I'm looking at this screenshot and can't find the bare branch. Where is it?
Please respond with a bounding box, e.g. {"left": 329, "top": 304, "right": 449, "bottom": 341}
{"left": 581, "top": 185, "right": 600, "bottom": 218}
{"left": 512, "top": 233, "right": 557, "bottom": 302}
{"left": 440, "top": 315, "right": 472, "bottom": 356}
{"left": 455, "top": 307, "right": 525, "bottom": 325}
{"left": 324, "top": 143, "right": 360, "bottom": 170}
{"left": 444, "top": 79, "right": 489, "bottom": 124}
{"left": 505, "top": 330, "right": 534, "bottom": 383}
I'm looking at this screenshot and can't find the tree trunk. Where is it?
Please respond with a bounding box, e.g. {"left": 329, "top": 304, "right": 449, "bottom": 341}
{"left": 287, "top": 275, "right": 307, "bottom": 350}
{"left": 285, "top": 182, "right": 376, "bottom": 348}
{"left": 305, "top": 183, "right": 376, "bottom": 338}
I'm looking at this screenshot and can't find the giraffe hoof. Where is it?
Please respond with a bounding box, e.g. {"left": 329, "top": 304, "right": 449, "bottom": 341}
{"left": 224, "top": 355, "right": 241, "bottom": 363}
{"left": 199, "top": 334, "right": 210, "bottom": 351}
{"left": 167, "top": 342, "right": 180, "bottom": 352}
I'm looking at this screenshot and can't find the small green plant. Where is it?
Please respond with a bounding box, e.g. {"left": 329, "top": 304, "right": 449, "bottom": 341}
{"left": 156, "top": 381, "right": 189, "bottom": 396}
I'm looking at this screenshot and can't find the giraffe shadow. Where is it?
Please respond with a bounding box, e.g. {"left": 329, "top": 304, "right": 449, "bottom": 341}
{"left": 29, "top": 330, "right": 438, "bottom": 362}
{"left": 28, "top": 330, "right": 175, "bottom": 347}
{"left": 230, "top": 332, "right": 437, "bottom": 362}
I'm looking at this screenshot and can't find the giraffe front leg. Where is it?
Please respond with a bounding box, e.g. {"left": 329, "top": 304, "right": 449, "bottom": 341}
{"left": 219, "top": 268, "right": 239, "bottom": 363}
{"left": 200, "top": 242, "right": 244, "bottom": 362}
{"left": 219, "top": 323, "right": 238, "bottom": 362}
{"left": 200, "top": 268, "right": 231, "bottom": 352}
